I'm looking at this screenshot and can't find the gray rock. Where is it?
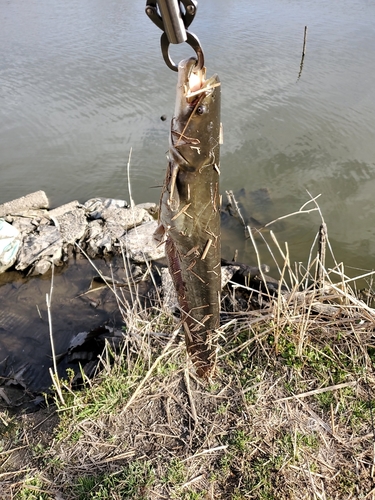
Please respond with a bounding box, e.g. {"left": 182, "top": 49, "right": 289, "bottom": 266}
{"left": 91, "top": 206, "right": 154, "bottom": 253}
{"left": 102, "top": 206, "right": 151, "bottom": 234}
{"left": 1, "top": 193, "right": 167, "bottom": 270}
{"left": 87, "top": 219, "right": 104, "bottom": 240}
{"left": 16, "top": 225, "right": 63, "bottom": 274}
{"left": 31, "top": 258, "right": 55, "bottom": 276}
{"left": 50, "top": 206, "right": 88, "bottom": 246}
{"left": 84, "top": 198, "right": 128, "bottom": 220}
{"left": 120, "top": 220, "right": 166, "bottom": 262}
{"left": 49, "top": 201, "right": 80, "bottom": 218}
{"left": 136, "top": 202, "right": 158, "bottom": 216}
{"left": 0, "top": 191, "right": 49, "bottom": 217}
{"left": 10, "top": 217, "right": 39, "bottom": 235}
{"left": 86, "top": 220, "right": 111, "bottom": 257}
{"left": 4, "top": 210, "right": 50, "bottom": 237}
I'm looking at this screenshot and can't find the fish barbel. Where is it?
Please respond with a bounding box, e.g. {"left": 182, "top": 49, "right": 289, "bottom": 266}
{"left": 155, "top": 57, "right": 221, "bottom": 377}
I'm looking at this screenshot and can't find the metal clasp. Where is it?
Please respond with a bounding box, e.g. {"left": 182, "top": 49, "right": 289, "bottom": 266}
{"left": 145, "top": 0, "right": 203, "bottom": 72}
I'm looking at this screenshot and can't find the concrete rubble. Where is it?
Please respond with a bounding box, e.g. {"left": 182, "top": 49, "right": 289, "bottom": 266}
{"left": 0, "top": 190, "right": 49, "bottom": 218}
{"left": 0, "top": 191, "right": 162, "bottom": 275}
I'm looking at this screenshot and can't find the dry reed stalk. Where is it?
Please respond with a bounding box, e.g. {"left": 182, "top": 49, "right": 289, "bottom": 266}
{"left": 184, "top": 364, "right": 198, "bottom": 423}
{"left": 75, "top": 242, "right": 128, "bottom": 311}
{"left": 120, "top": 241, "right": 136, "bottom": 307}
{"left": 316, "top": 222, "right": 327, "bottom": 284}
{"left": 226, "top": 190, "right": 247, "bottom": 233}
{"left": 257, "top": 229, "right": 284, "bottom": 278}
{"left": 247, "top": 224, "right": 271, "bottom": 300}
{"left": 120, "top": 327, "right": 181, "bottom": 414}
{"left": 46, "top": 265, "right": 65, "bottom": 405}
{"left": 264, "top": 195, "right": 320, "bottom": 229}
{"left": 275, "top": 381, "right": 357, "bottom": 402}
{"left": 127, "top": 147, "right": 135, "bottom": 208}
{"left": 297, "top": 26, "right": 308, "bottom": 82}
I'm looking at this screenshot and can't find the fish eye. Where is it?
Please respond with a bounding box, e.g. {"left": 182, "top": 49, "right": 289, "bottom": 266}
{"left": 196, "top": 105, "right": 206, "bottom": 115}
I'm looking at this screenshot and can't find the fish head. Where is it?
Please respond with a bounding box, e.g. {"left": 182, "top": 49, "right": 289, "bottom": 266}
{"left": 172, "top": 57, "right": 221, "bottom": 171}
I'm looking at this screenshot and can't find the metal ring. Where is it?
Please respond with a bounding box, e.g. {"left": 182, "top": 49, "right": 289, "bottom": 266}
{"left": 161, "top": 31, "right": 204, "bottom": 72}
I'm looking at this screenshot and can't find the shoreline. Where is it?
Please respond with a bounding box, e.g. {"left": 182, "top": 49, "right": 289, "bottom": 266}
{"left": 0, "top": 190, "right": 163, "bottom": 277}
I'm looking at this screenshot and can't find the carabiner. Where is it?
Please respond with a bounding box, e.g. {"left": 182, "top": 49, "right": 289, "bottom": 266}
{"left": 161, "top": 31, "right": 204, "bottom": 72}
{"left": 145, "top": 1, "right": 197, "bottom": 37}
{"left": 146, "top": 0, "right": 203, "bottom": 71}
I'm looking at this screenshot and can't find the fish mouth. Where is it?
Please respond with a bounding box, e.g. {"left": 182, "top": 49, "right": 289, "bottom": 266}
{"left": 178, "top": 57, "right": 219, "bottom": 103}
{"left": 186, "top": 75, "right": 219, "bottom": 106}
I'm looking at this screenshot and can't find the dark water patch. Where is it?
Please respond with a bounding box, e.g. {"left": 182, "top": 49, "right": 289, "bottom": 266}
{"left": 0, "top": 256, "right": 144, "bottom": 401}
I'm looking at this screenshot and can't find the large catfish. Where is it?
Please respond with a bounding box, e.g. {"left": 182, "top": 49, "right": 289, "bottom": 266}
{"left": 155, "top": 57, "right": 221, "bottom": 377}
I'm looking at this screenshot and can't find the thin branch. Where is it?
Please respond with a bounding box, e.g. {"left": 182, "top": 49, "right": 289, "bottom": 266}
{"left": 127, "top": 147, "right": 135, "bottom": 208}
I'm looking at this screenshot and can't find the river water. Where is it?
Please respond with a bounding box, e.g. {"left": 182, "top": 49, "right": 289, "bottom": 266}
{"left": 1, "top": 0, "right": 375, "bottom": 271}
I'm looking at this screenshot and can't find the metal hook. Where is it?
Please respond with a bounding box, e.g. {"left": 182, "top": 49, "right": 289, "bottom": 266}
{"left": 161, "top": 31, "right": 204, "bottom": 72}
{"left": 146, "top": 0, "right": 203, "bottom": 71}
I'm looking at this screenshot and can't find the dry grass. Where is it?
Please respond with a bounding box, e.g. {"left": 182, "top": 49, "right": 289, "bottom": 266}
{"left": 1, "top": 213, "right": 375, "bottom": 499}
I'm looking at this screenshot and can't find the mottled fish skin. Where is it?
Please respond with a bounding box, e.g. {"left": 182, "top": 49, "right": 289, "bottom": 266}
{"left": 156, "top": 57, "right": 221, "bottom": 377}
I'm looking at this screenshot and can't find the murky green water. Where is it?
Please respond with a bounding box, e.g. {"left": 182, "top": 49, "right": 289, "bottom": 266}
{"left": 1, "top": 0, "right": 375, "bottom": 271}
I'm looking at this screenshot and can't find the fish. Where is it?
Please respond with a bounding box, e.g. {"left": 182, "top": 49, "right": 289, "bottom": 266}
{"left": 155, "top": 57, "right": 222, "bottom": 378}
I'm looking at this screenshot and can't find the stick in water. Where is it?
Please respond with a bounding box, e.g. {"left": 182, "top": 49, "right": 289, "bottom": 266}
{"left": 297, "top": 26, "right": 308, "bottom": 81}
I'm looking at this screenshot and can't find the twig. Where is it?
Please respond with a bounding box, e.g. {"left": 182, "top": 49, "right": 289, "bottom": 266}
{"left": 264, "top": 196, "right": 319, "bottom": 228}
{"left": 364, "top": 486, "right": 375, "bottom": 499}
{"left": 226, "top": 190, "right": 247, "bottom": 232}
{"left": 46, "top": 265, "right": 64, "bottom": 405}
{"left": 0, "top": 445, "right": 28, "bottom": 457}
{"left": 181, "top": 475, "right": 204, "bottom": 489}
{"left": 305, "top": 233, "right": 319, "bottom": 289}
{"left": 120, "top": 242, "right": 135, "bottom": 307}
{"left": 36, "top": 304, "right": 43, "bottom": 320}
{"left": 181, "top": 445, "right": 228, "bottom": 462}
{"left": 302, "top": 25, "right": 308, "bottom": 56}
{"left": 184, "top": 365, "right": 198, "bottom": 423}
{"left": 328, "top": 268, "right": 375, "bottom": 286}
{"left": 316, "top": 222, "right": 327, "bottom": 284}
{"left": 274, "top": 381, "right": 357, "bottom": 402}
{"left": 127, "top": 147, "right": 135, "bottom": 208}
{"left": 247, "top": 225, "right": 270, "bottom": 298}
{"left": 120, "top": 328, "right": 181, "bottom": 414}
{"left": 328, "top": 282, "right": 375, "bottom": 317}
{"left": 297, "top": 26, "right": 308, "bottom": 81}
{"left": 46, "top": 265, "right": 56, "bottom": 374}
{"left": 0, "top": 469, "right": 31, "bottom": 480}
